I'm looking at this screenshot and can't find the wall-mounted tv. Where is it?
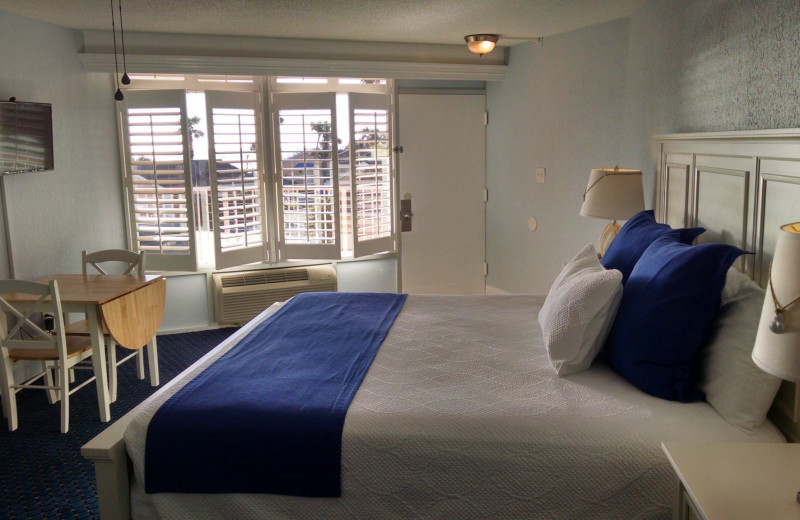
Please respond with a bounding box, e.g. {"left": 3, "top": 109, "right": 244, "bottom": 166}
{"left": 0, "top": 100, "right": 54, "bottom": 175}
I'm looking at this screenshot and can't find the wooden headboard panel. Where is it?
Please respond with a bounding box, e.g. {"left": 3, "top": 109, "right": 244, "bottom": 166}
{"left": 655, "top": 128, "right": 800, "bottom": 440}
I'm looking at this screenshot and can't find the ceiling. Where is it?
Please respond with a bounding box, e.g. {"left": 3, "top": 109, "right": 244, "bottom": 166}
{"left": 0, "top": 0, "right": 644, "bottom": 47}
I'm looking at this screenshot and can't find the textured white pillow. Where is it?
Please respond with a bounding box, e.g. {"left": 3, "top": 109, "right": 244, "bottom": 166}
{"left": 538, "top": 243, "right": 623, "bottom": 376}
{"left": 701, "top": 268, "right": 782, "bottom": 432}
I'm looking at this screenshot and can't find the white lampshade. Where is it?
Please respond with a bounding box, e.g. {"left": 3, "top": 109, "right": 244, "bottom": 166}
{"left": 580, "top": 168, "right": 645, "bottom": 220}
{"left": 579, "top": 167, "right": 645, "bottom": 255}
{"left": 752, "top": 222, "right": 800, "bottom": 381}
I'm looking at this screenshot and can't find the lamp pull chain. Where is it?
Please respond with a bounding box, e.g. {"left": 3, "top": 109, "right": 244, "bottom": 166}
{"left": 768, "top": 262, "right": 800, "bottom": 334}
{"left": 583, "top": 175, "right": 605, "bottom": 201}
{"left": 582, "top": 167, "right": 640, "bottom": 201}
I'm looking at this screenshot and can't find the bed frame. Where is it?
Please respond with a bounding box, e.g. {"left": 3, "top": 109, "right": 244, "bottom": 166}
{"left": 655, "top": 128, "right": 800, "bottom": 442}
{"left": 83, "top": 128, "right": 800, "bottom": 519}
{"left": 82, "top": 314, "right": 268, "bottom": 519}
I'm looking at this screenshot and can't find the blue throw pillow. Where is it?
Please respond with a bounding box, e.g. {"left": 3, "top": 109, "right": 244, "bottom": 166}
{"left": 601, "top": 210, "right": 705, "bottom": 284}
{"left": 604, "top": 235, "right": 746, "bottom": 402}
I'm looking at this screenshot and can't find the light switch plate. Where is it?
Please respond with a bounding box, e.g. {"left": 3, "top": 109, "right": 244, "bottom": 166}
{"left": 536, "top": 167, "right": 546, "bottom": 183}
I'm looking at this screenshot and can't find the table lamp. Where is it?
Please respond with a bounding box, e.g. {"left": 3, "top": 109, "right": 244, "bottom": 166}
{"left": 752, "top": 222, "right": 800, "bottom": 382}
{"left": 579, "top": 167, "right": 645, "bottom": 255}
{"left": 752, "top": 222, "right": 800, "bottom": 505}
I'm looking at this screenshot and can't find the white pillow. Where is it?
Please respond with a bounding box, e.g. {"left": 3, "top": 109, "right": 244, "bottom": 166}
{"left": 701, "top": 268, "right": 782, "bottom": 432}
{"left": 538, "top": 243, "right": 623, "bottom": 376}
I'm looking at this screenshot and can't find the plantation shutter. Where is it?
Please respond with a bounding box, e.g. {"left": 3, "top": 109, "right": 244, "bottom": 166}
{"left": 120, "top": 90, "right": 196, "bottom": 271}
{"left": 348, "top": 93, "right": 395, "bottom": 257}
{"left": 271, "top": 92, "right": 341, "bottom": 260}
{"left": 204, "top": 91, "right": 268, "bottom": 269}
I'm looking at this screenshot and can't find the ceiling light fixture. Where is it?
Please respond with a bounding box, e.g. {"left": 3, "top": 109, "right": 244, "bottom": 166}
{"left": 464, "top": 34, "right": 499, "bottom": 57}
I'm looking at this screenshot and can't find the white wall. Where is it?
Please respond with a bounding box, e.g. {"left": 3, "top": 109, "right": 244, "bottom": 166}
{"left": 485, "top": 19, "right": 630, "bottom": 295}
{"left": 11, "top": 1, "right": 797, "bottom": 305}
{"left": 0, "top": 10, "right": 126, "bottom": 280}
{"left": 0, "top": 10, "right": 401, "bottom": 332}
{"left": 159, "top": 273, "right": 212, "bottom": 333}
{"left": 336, "top": 257, "right": 397, "bottom": 293}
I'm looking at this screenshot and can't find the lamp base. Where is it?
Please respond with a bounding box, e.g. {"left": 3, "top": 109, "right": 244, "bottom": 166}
{"left": 598, "top": 220, "right": 622, "bottom": 257}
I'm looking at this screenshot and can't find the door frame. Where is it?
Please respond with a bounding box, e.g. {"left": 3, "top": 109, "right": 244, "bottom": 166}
{"left": 395, "top": 86, "right": 488, "bottom": 293}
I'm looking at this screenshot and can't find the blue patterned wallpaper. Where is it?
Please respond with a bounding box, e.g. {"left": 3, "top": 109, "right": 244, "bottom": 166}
{"left": 626, "top": 0, "right": 800, "bottom": 134}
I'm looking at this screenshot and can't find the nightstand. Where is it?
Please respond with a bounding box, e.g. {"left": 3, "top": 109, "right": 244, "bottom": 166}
{"left": 662, "top": 442, "right": 800, "bottom": 520}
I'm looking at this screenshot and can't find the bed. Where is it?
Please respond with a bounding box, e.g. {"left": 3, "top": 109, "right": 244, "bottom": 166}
{"left": 83, "top": 129, "right": 800, "bottom": 519}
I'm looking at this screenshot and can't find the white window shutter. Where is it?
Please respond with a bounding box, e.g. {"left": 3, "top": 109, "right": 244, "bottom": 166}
{"left": 204, "top": 90, "right": 268, "bottom": 269}
{"left": 349, "top": 93, "right": 395, "bottom": 257}
{"left": 272, "top": 92, "right": 341, "bottom": 260}
{"left": 120, "top": 90, "right": 197, "bottom": 271}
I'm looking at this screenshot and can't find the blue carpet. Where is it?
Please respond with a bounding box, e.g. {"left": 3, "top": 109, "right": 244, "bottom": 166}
{"left": 0, "top": 327, "right": 238, "bottom": 520}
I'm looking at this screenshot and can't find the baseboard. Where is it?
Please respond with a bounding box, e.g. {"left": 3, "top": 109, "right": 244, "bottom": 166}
{"left": 156, "top": 323, "right": 230, "bottom": 335}
{"left": 485, "top": 284, "right": 513, "bottom": 295}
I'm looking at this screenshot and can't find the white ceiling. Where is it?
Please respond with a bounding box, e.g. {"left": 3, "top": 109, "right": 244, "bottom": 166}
{"left": 0, "top": 0, "right": 644, "bottom": 47}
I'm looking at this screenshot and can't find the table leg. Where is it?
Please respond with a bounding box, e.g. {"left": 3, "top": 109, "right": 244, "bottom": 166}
{"left": 147, "top": 337, "right": 159, "bottom": 387}
{"left": 88, "top": 305, "right": 111, "bottom": 422}
{"left": 677, "top": 481, "right": 691, "bottom": 520}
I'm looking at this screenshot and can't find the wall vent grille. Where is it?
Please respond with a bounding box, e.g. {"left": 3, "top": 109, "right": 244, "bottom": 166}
{"left": 212, "top": 264, "right": 336, "bottom": 325}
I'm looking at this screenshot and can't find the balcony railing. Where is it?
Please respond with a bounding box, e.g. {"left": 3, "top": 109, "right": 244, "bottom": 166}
{"left": 190, "top": 181, "right": 391, "bottom": 267}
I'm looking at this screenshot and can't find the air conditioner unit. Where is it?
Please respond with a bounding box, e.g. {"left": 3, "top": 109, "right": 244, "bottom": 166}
{"left": 212, "top": 264, "right": 337, "bottom": 325}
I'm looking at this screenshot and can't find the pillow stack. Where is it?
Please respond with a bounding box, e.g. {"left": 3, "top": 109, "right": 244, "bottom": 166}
{"left": 540, "top": 210, "right": 766, "bottom": 412}
{"left": 538, "top": 243, "right": 623, "bottom": 375}
{"left": 603, "top": 235, "right": 744, "bottom": 402}
{"left": 701, "top": 269, "right": 782, "bottom": 431}
{"left": 601, "top": 210, "right": 705, "bottom": 284}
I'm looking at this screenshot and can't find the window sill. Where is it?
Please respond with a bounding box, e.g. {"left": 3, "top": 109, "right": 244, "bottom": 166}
{"left": 149, "top": 251, "right": 397, "bottom": 277}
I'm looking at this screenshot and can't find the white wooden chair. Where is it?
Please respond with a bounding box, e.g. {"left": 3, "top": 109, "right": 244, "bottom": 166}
{"left": 66, "top": 249, "right": 158, "bottom": 402}
{"left": 0, "top": 279, "right": 95, "bottom": 433}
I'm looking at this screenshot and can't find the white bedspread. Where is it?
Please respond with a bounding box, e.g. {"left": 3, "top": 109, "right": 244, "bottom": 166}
{"left": 125, "top": 295, "right": 783, "bottom": 520}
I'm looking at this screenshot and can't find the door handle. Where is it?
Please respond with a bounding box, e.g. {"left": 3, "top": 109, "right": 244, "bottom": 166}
{"left": 400, "top": 198, "right": 413, "bottom": 232}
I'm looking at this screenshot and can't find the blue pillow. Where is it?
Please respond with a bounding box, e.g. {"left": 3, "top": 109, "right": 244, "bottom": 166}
{"left": 604, "top": 235, "right": 745, "bottom": 402}
{"left": 601, "top": 210, "right": 705, "bottom": 284}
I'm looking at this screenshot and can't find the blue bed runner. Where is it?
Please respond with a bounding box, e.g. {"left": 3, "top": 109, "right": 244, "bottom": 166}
{"left": 144, "top": 291, "right": 407, "bottom": 496}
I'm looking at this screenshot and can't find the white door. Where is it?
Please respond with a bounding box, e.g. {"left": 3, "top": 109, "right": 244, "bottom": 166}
{"left": 398, "top": 94, "right": 486, "bottom": 294}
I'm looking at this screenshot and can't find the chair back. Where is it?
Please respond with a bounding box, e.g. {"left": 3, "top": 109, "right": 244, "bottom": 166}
{"left": 0, "top": 279, "right": 67, "bottom": 356}
{"left": 82, "top": 249, "right": 146, "bottom": 275}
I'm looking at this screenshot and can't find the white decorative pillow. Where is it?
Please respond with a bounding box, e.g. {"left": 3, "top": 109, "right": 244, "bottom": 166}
{"left": 701, "top": 268, "right": 782, "bottom": 432}
{"left": 538, "top": 243, "right": 623, "bottom": 376}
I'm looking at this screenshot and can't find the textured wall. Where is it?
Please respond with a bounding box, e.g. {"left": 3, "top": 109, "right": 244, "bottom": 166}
{"left": 622, "top": 0, "right": 800, "bottom": 193}
{"left": 0, "top": 10, "right": 125, "bottom": 280}
{"left": 627, "top": 0, "right": 800, "bottom": 135}
{"left": 487, "top": 0, "right": 800, "bottom": 294}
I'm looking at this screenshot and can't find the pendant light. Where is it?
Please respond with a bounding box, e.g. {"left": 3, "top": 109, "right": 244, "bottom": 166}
{"left": 118, "top": 0, "right": 130, "bottom": 86}
{"left": 110, "top": 0, "right": 129, "bottom": 101}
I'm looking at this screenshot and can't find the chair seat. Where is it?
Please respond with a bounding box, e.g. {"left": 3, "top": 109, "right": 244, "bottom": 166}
{"left": 8, "top": 336, "right": 92, "bottom": 361}
{"left": 0, "top": 278, "right": 104, "bottom": 433}
{"left": 64, "top": 319, "right": 110, "bottom": 336}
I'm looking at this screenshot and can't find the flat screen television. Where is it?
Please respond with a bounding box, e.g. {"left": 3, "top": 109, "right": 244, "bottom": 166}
{"left": 0, "top": 100, "right": 54, "bottom": 175}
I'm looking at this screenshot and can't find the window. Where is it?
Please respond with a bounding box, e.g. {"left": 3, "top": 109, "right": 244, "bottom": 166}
{"left": 118, "top": 75, "right": 395, "bottom": 271}
{"left": 349, "top": 93, "right": 394, "bottom": 257}
{"left": 204, "top": 91, "right": 267, "bottom": 269}
{"left": 272, "top": 92, "right": 341, "bottom": 260}
{"left": 120, "top": 90, "right": 196, "bottom": 272}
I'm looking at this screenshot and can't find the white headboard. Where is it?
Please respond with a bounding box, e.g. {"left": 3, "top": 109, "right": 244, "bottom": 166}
{"left": 655, "top": 128, "right": 800, "bottom": 440}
